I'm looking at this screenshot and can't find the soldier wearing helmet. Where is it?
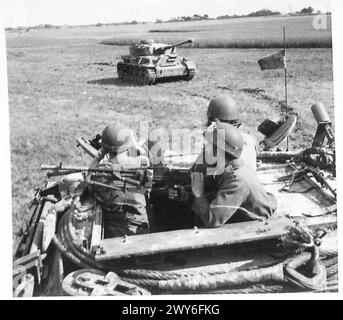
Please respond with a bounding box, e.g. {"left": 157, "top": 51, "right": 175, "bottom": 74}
{"left": 90, "top": 123, "right": 150, "bottom": 168}
{"left": 89, "top": 123, "right": 151, "bottom": 238}
{"left": 200, "top": 95, "right": 257, "bottom": 171}
{"left": 168, "top": 95, "right": 257, "bottom": 201}
{"left": 190, "top": 122, "right": 277, "bottom": 227}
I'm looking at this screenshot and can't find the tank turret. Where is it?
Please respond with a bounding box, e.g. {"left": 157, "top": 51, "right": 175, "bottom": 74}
{"left": 117, "top": 39, "right": 196, "bottom": 85}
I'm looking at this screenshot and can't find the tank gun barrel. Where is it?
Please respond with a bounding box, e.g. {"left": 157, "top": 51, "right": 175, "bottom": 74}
{"left": 159, "top": 38, "right": 194, "bottom": 52}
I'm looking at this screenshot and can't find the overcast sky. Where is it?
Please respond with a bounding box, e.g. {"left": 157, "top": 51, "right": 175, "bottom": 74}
{"left": 1, "top": 0, "right": 333, "bottom": 27}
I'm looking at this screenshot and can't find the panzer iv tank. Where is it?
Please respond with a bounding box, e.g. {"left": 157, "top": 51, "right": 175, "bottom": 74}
{"left": 117, "top": 39, "right": 196, "bottom": 85}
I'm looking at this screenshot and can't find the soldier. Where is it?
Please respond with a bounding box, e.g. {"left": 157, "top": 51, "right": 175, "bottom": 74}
{"left": 89, "top": 123, "right": 151, "bottom": 238}
{"left": 196, "top": 95, "right": 258, "bottom": 171}
{"left": 90, "top": 123, "right": 150, "bottom": 169}
{"left": 169, "top": 94, "right": 257, "bottom": 201}
{"left": 190, "top": 122, "right": 277, "bottom": 227}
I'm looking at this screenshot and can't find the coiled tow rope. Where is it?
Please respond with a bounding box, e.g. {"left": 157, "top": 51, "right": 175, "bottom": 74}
{"left": 53, "top": 210, "right": 337, "bottom": 294}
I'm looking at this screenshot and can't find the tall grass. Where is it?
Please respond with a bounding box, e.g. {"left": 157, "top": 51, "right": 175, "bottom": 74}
{"left": 100, "top": 37, "right": 332, "bottom": 48}
{"left": 149, "top": 29, "right": 204, "bottom": 33}
{"left": 100, "top": 15, "right": 332, "bottom": 49}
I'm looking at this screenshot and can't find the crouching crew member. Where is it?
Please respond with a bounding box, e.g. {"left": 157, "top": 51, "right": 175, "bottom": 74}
{"left": 191, "top": 122, "right": 277, "bottom": 227}
{"left": 89, "top": 123, "right": 150, "bottom": 238}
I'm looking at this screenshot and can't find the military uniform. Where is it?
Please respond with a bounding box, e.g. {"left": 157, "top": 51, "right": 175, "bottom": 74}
{"left": 88, "top": 121, "right": 151, "bottom": 238}
{"left": 89, "top": 159, "right": 150, "bottom": 238}
{"left": 102, "top": 191, "right": 150, "bottom": 238}
{"left": 241, "top": 133, "right": 257, "bottom": 171}
{"left": 191, "top": 159, "right": 277, "bottom": 228}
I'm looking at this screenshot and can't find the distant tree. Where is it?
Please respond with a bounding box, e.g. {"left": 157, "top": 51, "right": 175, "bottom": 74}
{"left": 217, "top": 14, "right": 232, "bottom": 20}
{"left": 155, "top": 19, "right": 164, "bottom": 23}
{"left": 130, "top": 20, "right": 138, "bottom": 24}
{"left": 247, "top": 9, "right": 281, "bottom": 17}
{"left": 299, "top": 6, "right": 314, "bottom": 14}
{"left": 180, "top": 16, "right": 189, "bottom": 21}
{"left": 164, "top": 13, "right": 211, "bottom": 22}
{"left": 95, "top": 22, "right": 103, "bottom": 27}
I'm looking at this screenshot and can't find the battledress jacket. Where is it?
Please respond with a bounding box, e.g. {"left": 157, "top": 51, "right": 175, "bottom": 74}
{"left": 191, "top": 159, "right": 277, "bottom": 228}
{"left": 89, "top": 155, "right": 151, "bottom": 238}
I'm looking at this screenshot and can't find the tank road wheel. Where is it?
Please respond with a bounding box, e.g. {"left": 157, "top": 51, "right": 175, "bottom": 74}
{"left": 186, "top": 68, "right": 195, "bottom": 81}
{"left": 127, "top": 71, "right": 132, "bottom": 83}
{"left": 137, "top": 69, "right": 144, "bottom": 84}
{"left": 136, "top": 71, "right": 142, "bottom": 85}
{"left": 133, "top": 70, "right": 140, "bottom": 84}
{"left": 143, "top": 69, "right": 156, "bottom": 85}
{"left": 117, "top": 64, "right": 124, "bottom": 80}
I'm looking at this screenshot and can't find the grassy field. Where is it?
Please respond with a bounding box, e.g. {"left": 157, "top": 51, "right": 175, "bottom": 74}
{"left": 6, "top": 15, "right": 334, "bottom": 234}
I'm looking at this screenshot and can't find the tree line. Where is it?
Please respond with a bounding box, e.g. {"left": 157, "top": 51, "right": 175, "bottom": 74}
{"left": 5, "top": 7, "right": 328, "bottom": 31}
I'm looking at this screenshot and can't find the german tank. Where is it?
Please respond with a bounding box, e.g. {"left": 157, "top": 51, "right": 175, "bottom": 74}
{"left": 13, "top": 104, "right": 337, "bottom": 297}
{"left": 117, "top": 39, "right": 196, "bottom": 85}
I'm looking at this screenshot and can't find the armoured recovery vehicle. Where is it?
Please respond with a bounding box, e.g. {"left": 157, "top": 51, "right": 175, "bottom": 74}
{"left": 13, "top": 103, "right": 337, "bottom": 296}
{"left": 117, "top": 39, "right": 196, "bottom": 85}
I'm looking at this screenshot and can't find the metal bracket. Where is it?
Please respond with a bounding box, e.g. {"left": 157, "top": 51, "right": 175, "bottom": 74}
{"left": 62, "top": 269, "right": 150, "bottom": 296}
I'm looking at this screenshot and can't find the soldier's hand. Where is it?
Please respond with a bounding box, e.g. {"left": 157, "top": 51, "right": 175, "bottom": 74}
{"left": 168, "top": 186, "right": 189, "bottom": 202}
{"left": 168, "top": 188, "right": 179, "bottom": 200}
{"left": 191, "top": 172, "right": 205, "bottom": 198}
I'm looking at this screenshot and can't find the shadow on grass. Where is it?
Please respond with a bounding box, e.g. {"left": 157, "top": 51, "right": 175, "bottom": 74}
{"left": 87, "top": 76, "right": 193, "bottom": 86}
{"left": 87, "top": 77, "right": 147, "bottom": 87}
{"left": 87, "top": 77, "right": 134, "bottom": 86}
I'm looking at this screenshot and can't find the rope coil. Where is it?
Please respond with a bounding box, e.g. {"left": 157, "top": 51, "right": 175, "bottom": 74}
{"left": 52, "top": 210, "right": 337, "bottom": 294}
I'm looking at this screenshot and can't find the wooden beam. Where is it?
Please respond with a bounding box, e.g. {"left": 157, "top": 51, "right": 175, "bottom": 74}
{"left": 95, "top": 215, "right": 336, "bottom": 261}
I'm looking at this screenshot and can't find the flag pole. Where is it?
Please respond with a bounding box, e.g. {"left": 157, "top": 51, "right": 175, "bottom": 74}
{"left": 283, "top": 26, "right": 289, "bottom": 151}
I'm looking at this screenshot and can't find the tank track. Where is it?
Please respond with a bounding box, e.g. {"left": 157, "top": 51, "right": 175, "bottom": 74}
{"left": 185, "top": 68, "right": 195, "bottom": 81}
{"left": 117, "top": 63, "right": 156, "bottom": 85}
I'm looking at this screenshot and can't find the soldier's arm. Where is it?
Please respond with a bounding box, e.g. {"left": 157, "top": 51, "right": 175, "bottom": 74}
{"left": 191, "top": 177, "right": 248, "bottom": 228}
{"left": 89, "top": 147, "right": 107, "bottom": 168}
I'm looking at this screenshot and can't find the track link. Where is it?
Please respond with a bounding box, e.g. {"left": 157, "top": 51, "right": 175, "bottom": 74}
{"left": 117, "top": 64, "right": 156, "bottom": 85}
{"left": 185, "top": 68, "right": 195, "bottom": 81}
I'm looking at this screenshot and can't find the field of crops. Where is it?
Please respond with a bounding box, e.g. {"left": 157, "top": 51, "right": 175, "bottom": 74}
{"left": 101, "top": 15, "right": 332, "bottom": 48}
{"left": 6, "top": 14, "right": 334, "bottom": 234}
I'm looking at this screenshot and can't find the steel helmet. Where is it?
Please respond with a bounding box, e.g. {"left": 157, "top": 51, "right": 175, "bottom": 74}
{"left": 101, "top": 123, "right": 134, "bottom": 154}
{"left": 207, "top": 122, "right": 243, "bottom": 159}
{"left": 207, "top": 95, "right": 240, "bottom": 123}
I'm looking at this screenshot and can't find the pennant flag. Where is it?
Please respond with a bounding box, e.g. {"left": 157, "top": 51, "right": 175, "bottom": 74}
{"left": 258, "top": 49, "right": 286, "bottom": 71}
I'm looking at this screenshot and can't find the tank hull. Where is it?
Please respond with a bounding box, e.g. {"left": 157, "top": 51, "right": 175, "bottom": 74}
{"left": 117, "top": 61, "right": 196, "bottom": 85}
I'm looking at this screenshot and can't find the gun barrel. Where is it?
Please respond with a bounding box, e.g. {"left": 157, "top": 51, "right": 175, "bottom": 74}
{"left": 76, "top": 138, "right": 98, "bottom": 158}
{"left": 161, "top": 39, "right": 193, "bottom": 51}
{"left": 40, "top": 164, "right": 157, "bottom": 175}
{"left": 40, "top": 164, "right": 111, "bottom": 172}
